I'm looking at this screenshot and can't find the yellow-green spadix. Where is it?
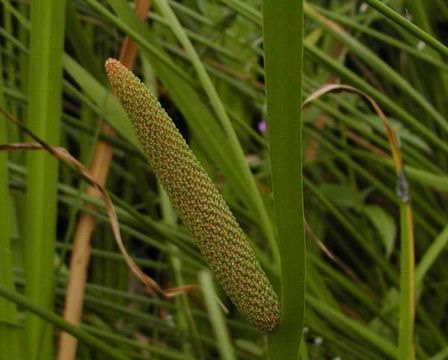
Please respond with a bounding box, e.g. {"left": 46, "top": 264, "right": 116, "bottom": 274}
{"left": 105, "top": 58, "right": 280, "bottom": 332}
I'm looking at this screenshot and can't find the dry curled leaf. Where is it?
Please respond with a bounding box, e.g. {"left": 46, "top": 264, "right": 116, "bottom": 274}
{"left": 0, "top": 108, "right": 198, "bottom": 301}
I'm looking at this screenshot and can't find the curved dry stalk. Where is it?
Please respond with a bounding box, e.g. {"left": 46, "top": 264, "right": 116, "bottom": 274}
{"left": 0, "top": 120, "right": 219, "bottom": 295}
{"left": 304, "top": 83, "right": 415, "bottom": 359}
{"left": 303, "top": 84, "right": 404, "bottom": 175}
{"left": 0, "top": 109, "right": 190, "bottom": 296}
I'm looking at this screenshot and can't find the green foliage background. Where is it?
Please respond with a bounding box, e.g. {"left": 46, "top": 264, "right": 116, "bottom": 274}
{"left": 1, "top": 0, "right": 448, "bottom": 359}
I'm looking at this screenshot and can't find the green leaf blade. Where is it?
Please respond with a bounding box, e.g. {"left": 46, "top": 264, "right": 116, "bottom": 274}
{"left": 263, "top": 0, "right": 306, "bottom": 358}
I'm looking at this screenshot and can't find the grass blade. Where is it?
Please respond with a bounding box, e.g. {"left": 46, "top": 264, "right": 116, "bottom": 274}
{"left": 263, "top": 0, "right": 306, "bottom": 358}
{"left": 399, "top": 204, "right": 416, "bottom": 359}
{"left": 363, "top": 0, "right": 448, "bottom": 58}
{"left": 199, "top": 271, "right": 236, "bottom": 360}
{"left": 0, "top": 286, "right": 130, "bottom": 360}
{"left": 416, "top": 225, "right": 448, "bottom": 288}
{"left": 0, "top": 49, "right": 22, "bottom": 360}
{"left": 24, "top": 1, "right": 66, "bottom": 359}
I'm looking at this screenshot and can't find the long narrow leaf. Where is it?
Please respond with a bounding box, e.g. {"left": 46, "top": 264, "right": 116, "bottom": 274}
{"left": 24, "top": 1, "right": 66, "bottom": 358}
{"left": 263, "top": 0, "right": 306, "bottom": 358}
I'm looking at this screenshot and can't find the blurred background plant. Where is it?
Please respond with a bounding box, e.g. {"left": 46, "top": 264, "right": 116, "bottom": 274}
{"left": 0, "top": 0, "right": 448, "bottom": 359}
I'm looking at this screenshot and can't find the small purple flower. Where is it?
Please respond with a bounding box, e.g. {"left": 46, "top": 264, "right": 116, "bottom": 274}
{"left": 258, "top": 121, "right": 267, "bottom": 134}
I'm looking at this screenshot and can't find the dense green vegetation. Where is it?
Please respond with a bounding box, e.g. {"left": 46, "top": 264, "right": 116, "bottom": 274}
{"left": 1, "top": 0, "right": 448, "bottom": 359}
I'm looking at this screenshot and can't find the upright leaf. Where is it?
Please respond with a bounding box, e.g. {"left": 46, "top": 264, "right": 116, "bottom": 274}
{"left": 263, "top": 0, "right": 306, "bottom": 358}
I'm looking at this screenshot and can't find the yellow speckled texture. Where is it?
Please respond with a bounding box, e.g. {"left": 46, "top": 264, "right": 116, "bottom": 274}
{"left": 105, "top": 59, "right": 280, "bottom": 332}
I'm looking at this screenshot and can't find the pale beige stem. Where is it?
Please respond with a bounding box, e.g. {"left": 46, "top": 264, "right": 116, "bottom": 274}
{"left": 57, "top": 2, "right": 151, "bottom": 359}
{"left": 57, "top": 125, "right": 114, "bottom": 360}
